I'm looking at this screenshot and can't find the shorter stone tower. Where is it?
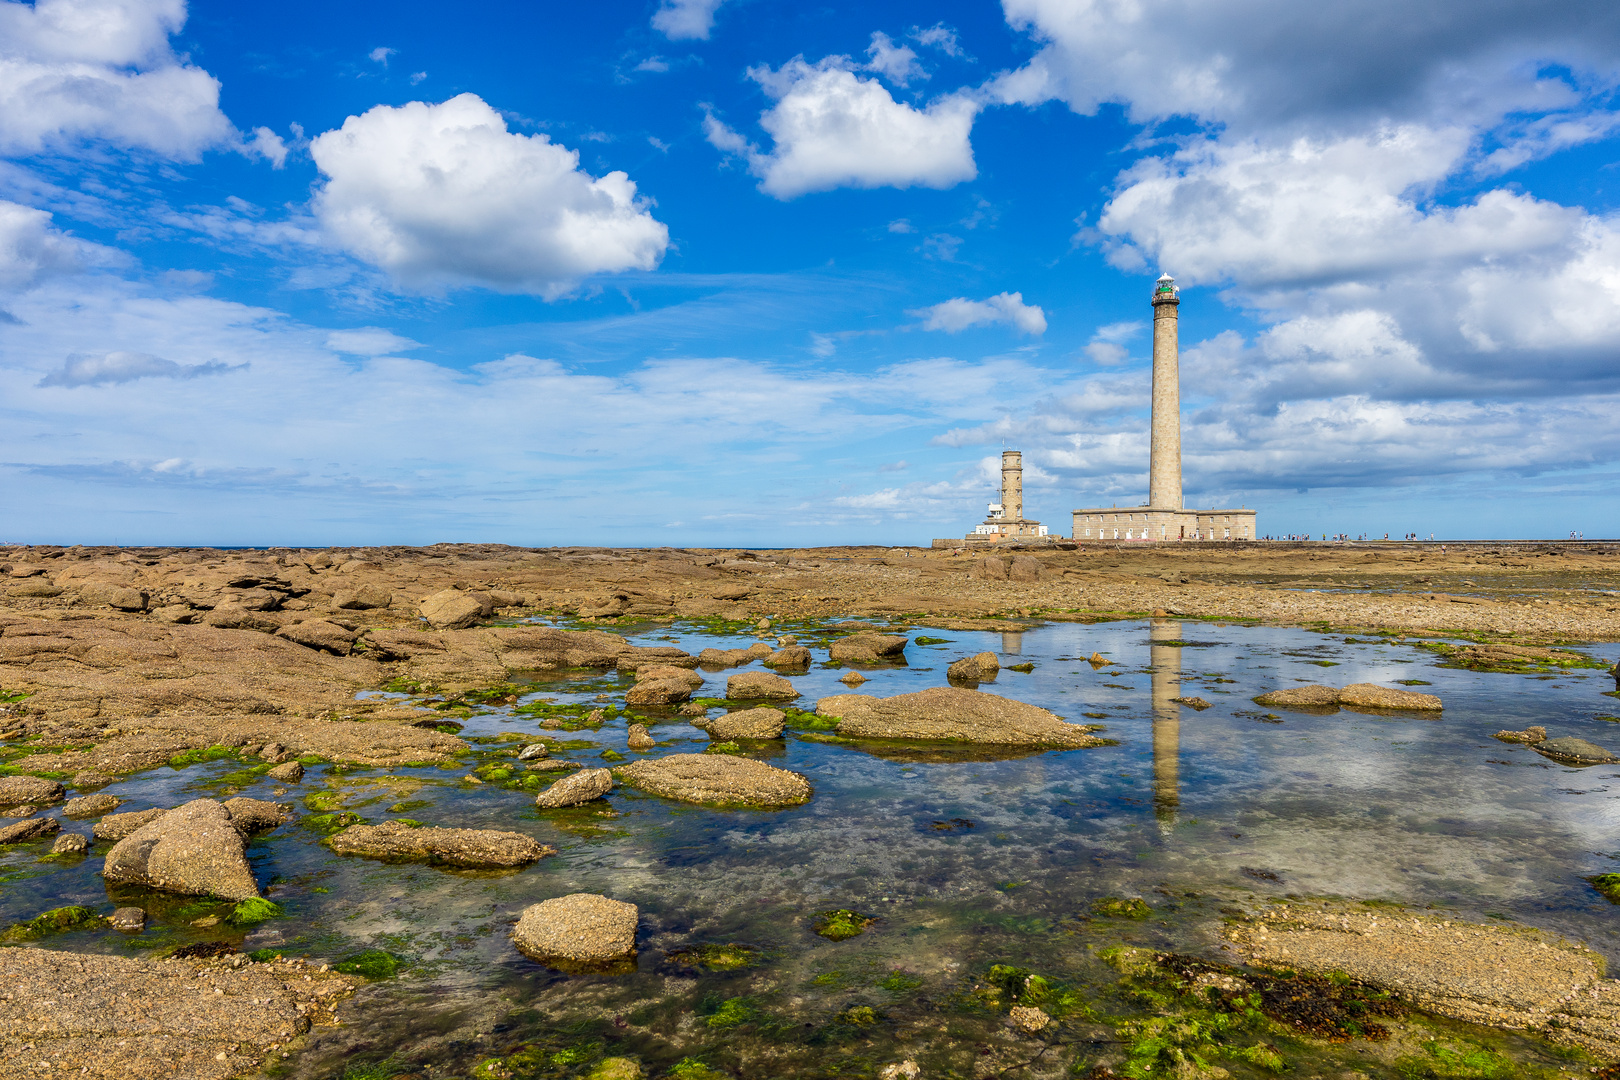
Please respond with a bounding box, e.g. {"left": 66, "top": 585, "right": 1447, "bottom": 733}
{"left": 958, "top": 449, "right": 1048, "bottom": 543}
{"left": 1000, "top": 451, "right": 1023, "bottom": 523}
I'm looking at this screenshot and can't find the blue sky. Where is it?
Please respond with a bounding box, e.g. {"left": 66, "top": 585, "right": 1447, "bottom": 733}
{"left": 3, "top": 0, "right": 1620, "bottom": 545}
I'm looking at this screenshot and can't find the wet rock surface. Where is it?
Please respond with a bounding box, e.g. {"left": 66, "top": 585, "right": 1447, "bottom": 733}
{"left": 0, "top": 815, "right": 60, "bottom": 844}
{"left": 946, "top": 651, "right": 999, "bottom": 683}
{"left": 512, "top": 893, "right": 638, "bottom": 965}
{"left": 326, "top": 820, "right": 554, "bottom": 868}
{"left": 0, "top": 947, "right": 358, "bottom": 1080}
{"left": 62, "top": 791, "right": 122, "bottom": 818}
{"left": 534, "top": 768, "right": 614, "bottom": 808}
{"left": 828, "top": 633, "right": 909, "bottom": 663}
{"left": 1225, "top": 905, "right": 1620, "bottom": 1057}
{"left": 699, "top": 707, "right": 785, "bottom": 740}
{"left": 817, "top": 686, "right": 1106, "bottom": 747}
{"left": 1534, "top": 736, "right": 1618, "bottom": 764}
{"left": 94, "top": 806, "right": 166, "bottom": 841}
{"left": 0, "top": 774, "right": 64, "bottom": 804}
{"left": 725, "top": 670, "right": 799, "bottom": 700}
{"left": 614, "top": 753, "right": 812, "bottom": 807}
{"left": 1254, "top": 682, "right": 1443, "bottom": 710}
{"left": 103, "top": 799, "right": 261, "bottom": 900}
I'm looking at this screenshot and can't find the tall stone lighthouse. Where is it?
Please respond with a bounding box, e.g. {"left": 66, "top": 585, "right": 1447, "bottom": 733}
{"left": 1071, "top": 274, "right": 1258, "bottom": 542}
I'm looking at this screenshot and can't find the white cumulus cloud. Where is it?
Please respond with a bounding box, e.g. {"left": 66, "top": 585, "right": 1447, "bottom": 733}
{"left": 0, "top": 0, "right": 234, "bottom": 159}
{"left": 325, "top": 327, "right": 422, "bottom": 356}
{"left": 865, "top": 32, "right": 924, "bottom": 86}
{"left": 0, "top": 199, "right": 118, "bottom": 291}
{"left": 308, "top": 93, "right": 670, "bottom": 297}
{"left": 652, "top": 0, "right": 726, "bottom": 41}
{"left": 704, "top": 57, "right": 979, "bottom": 199}
{"left": 913, "top": 292, "right": 1047, "bottom": 335}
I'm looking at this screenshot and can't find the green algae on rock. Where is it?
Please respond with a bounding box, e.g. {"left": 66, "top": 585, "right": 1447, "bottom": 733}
{"left": 812, "top": 909, "right": 875, "bottom": 941}
{"left": 1, "top": 904, "right": 102, "bottom": 942}
{"left": 1091, "top": 896, "right": 1152, "bottom": 919}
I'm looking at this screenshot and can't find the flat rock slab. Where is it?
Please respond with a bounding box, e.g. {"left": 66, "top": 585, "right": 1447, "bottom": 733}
{"left": 63, "top": 791, "right": 122, "bottom": 818}
{"left": 0, "top": 775, "right": 65, "bottom": 805}
{"left": 817, "top": 686, "right": 1105, "bottom": 748}
{"left": 0, "top": 948, "right": 358, "bottom": 1080}
{"left": 828, "top": 633, "right": 909, "bottom": 663}
{"left": 624, "top": 677, "right": 693, "bottom": 706}
{"left": 1224, "top": 906, "right": 1620, "bottom": 1058}
{"left": 702, "top": 707, "right": 785, "bottom": 740}
{"left": 1535, "top": 736, "right": 1618, "bottom": 765}
{"left": 512, "top": 893, "right": 638, "bottom": 965}
{"left": 726, "top": 671, "right": 798, "bottom": 700}
{"left": 1254, "top": 683, "right": 1443, "bottom": 710}
{"left": 615, "top": 753, "right": 811, "bottom": 808}
{"left": 326, "top": 820, "right": 554, "bottom": 868}
{"left": 103, "top": 799, "right": 260, "bottom": 900}
{"left": 946, "top": 652, "right": 999, "bottom": 683}
{"left": 535, "top": 768, "right": 613, "bottom": 808}
{"left": 698, "top": 643, "right": 773, "bottom": 668}
{"left": 0, "top": 816, "right": 60, "bottom": 844}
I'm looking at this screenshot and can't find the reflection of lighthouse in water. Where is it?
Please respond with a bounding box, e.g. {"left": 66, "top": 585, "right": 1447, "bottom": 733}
{"left": 1149, "top": 619, "right": 1182, "bottom": 827}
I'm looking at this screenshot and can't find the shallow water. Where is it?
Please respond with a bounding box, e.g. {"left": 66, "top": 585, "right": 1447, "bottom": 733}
{"left": 5, "top": 617, "right": 1620, "bottom": 1078}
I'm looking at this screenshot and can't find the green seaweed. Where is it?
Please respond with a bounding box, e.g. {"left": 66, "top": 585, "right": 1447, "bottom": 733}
{"left": 1092, "top": 896, "right": 1153, "bottom": 919}
{"left": 702, "top": 995, "right": 758, "bottom": 1029}
{"left": 665, "top": 942, "right": 761, "bottom": 971}
{"left": 226, "top": 897, "right": 283, "bottom": 926}
{"left": 812, "top": 909, "right": 874, "bottom": 941}
{"left": 168, "top": 745, "right": 238, "bottom": 769}
{"left": 1, "top": 904, "right": 102, "bottom": 941}
{"left": 333, "top": 948, "right": 404, "bottom": 979}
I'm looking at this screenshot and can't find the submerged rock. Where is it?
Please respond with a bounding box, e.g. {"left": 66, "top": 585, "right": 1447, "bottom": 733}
{"left": 103, "top": 799, "right": 260, "bottom": 900}
{"left": 816, "top": 686, "right": 1105, "bottom": 748}
{"left": 327, "top": 820, "right": 554, "bottom": 868}
{"left": 266, "top": 760, "right": 305, "bottom": 783}
{"left": 0, "top": 816, "right": 60, "bottom": 845}
{"left": 0, "top": 775, "right": 64, "bottom": 805}
{"left": 946, "top": 652, "right": 1000, "bottom": 684}
{"left": 50, "top": 832, "right": 88, "bottom": 856}
{"left": 702, "top": 707, "right": 785, "bottom": 740}
{"left": 1008, "top": 1005, "right": 1051, "bottom": 1033}
{"left": 828, "top": 633, "right": 909, "bottom": 663}
{"left": 1535, "top": 737, "right": 1618, "bottom": 765}
{"left": 534, "top": 768, "right": 613, "bottom": 808}
{"left": 1172, "top": 696, "right": 1213, "bottom": 710}
{"left": 108, "top": 907, "right": 146, "bottom": 932}
{"left": 726, "top": 670, "right": 799, "bottom": 700}
{"left": 512, "top": 893, "right": 638, "bottom": 966}
{"left": 614, "top": 753, "right": 812, "bottom": 808}
{"left": 63, "top": 792, "right": 122, "bottom": 819}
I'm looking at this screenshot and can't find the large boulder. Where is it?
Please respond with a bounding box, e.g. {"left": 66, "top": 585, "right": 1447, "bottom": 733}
{"left": 816, "top": 686, "right": 1104, "bottom": 748}
{"left": 102, "top": 799, "right": 260, "bottom": 900}
{"left": 726, "top": 671, "right": 799, "bottom": 700}
{"left": 828, "top": 634, "right": 909, "bottom": 663}
{"left": 702, "top": 707, "right": 785, "bottom": 740}
{"left": 947, "top": 652, "right": 1000, "bottom": 684}
{"left": 327, "top": 820, "right": 553, "bottom": 868}
{"left": 1007, "top": 556, "right": 1045, "bottom": 583}
{"left": 972, "top": 557, "right": 1009, "bottom": 581}
{"left": 1253, "top": 684, "right": 1340, "bottom": 707}
{"left": 512, "top": 893, "right": 638, "bottom": 965}
{"left": 625, "top": 677, "right": 694, "bottom": 706}
{"left": 220, "top": 797, "right": 292, "bottom": 835}
{"left": 0, "top": 775, "right": 64, "bottom": 805}
{"left": 332, "top": 585, "right": 393, "bottom": 610}
{"left": 1337, "top": 683, "right": 1443, "bottom": 711}
{"left": 275, "top": 620, "right": 359, "bottom": 656}
{"left": 0, "top": 817, "right": 60, "bottom": 845}
{"left": 614, "top": 754, "right": 812, "bottom": 808}
{"left": 419, "top": 589, "right": 490, "bottom": 630}
{"left": 764, "top": 646, "right": 812, "bottom": 669}
{"left": 79, "top": 581, "right": 149, "bottom": 611}
{"left": 535, "top": 768, "right": 614, "bottom": 808}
